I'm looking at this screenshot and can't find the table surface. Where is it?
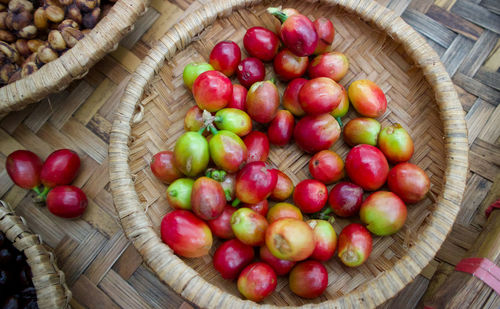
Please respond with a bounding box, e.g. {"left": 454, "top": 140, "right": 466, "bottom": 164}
{"left": 0, "top": 0, "right": 499, "bottom": 308}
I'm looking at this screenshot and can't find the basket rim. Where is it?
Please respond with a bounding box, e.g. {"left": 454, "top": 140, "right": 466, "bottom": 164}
{"left": 0, "top": 0, "right": 150, "bottom": 114}
{"left": 0, "top": 200, "right": 71, "bottom": 309}
{"left": 109, "top": 0, "right": 469, "bottom": 307}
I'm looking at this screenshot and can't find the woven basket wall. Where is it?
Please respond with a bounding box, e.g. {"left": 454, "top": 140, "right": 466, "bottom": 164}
{"left": 0, "top": 200, "right": 71, "bottom": 309}
{"left": 109, "top": 0, "right": 469, "bottom": 307}
{"left": 0, "top": 0, "right": 149, "bottom": 115}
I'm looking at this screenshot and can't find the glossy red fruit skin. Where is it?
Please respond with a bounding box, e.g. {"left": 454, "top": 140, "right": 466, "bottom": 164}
{"left": 273, "top": 49, "right": 308, "bottom": 81}
{"left": 228, "top": 84, "right": 247, "bottom": 110}
{"left": 308, "top": 52, "right": 349, "bottom": 82}
{"left": 237, "top": 262, "right": 277, "bottom": 302}
{"left": 309, "top": 150, "right": 344, "bottom": 184}
{"left": 243, "top": 131, "right": 270, "bottom": 163}
{"left": 237, "top": 57, "right": 265, "bottom": 88}
{"left": 243, "top": 27, "right": 280, "bottom": 61}
{"left": 378, "top": 123, "right": 414, "bottom": 163}
{"left": 191, "top": 177, "right": 226, "bottom": 220}
{"left": 299, "top": 77, "right": 343, "bottom": 115}
{"left": 213, "top": 239, "right": 255, "bottom": 280}
{"left": 235, "top": 161, "right": 277, "bottom": 204}
{"left": 388, "top": 163, "right": 430, "bottom": 204}
{"left": 265, "top": 218, "right": 315, "bottom": 261}
{"left": 345, "top": 144, "right": 389, "bottom": 191}
{"left": 313, "top": 17, "right": 335, "bottom": 54}
{"left": 328, "top": 182, "right": 363, "bottom": 217}
{"left": 209, "top": 41, "right": 241, "bottom": 76}
{"left": 267, "top": 202, "right": 303, "bottom": 223}
{"left": 293, "top": 179, "right": 328, "bottom": 214}
{"left": 150, "top": 151, "right": 183, "bottom": 184}
{"left": 282, "top": 78, "right": 306, "bottom": 117}
{"left": 293, "top": 113, "right": 340, "bottom": 153}
{"left": 268, "top": 110, "right": 294, "bottom": 146}
{"left": 242, "top": 199, "right": 269, "bottom": 217}
{"left": 160, "top": 210, "right": 212, "bottom": 258}
{"left": 40, "top": 149, "right": 80, "bottom": 188}
{"left": 46, "top": 185, "right": 88, "bottom": 218}
{"left": 338, "top": 223, "right": 372, "bottom": 267}
{"left": 184, "top": 106, "right": 205, "bottom": 133}
{"left": 259, "top": 246, "right": 295, "bottom": 276}
{"left": 5, "top": 150, "right": 43, "bottom": 189}
{"left": 270, "top": 170, "right": 294, "bottom": 201}
{"left": 192, "top": 71, "right": 233, "bottom": 112}
{"left": 209, "top": 130, "right": 248, "bottom": 173}
{"left": 279, "top": 14, "right": 318, "bottom": 56}
{"left": 207, "top": 205, "right": 237, "bottom": 239}
{"left": 271, "top": 8, "right": 300, "bottom": 33}
{"left": 308, "top": 219, "right": 337, "bottom": 261}
{"left": 360, "top": 191, "right": 407, "bottom": 236}
{"left": 289, "top": 260, "right": 328, "bottom": 298}
{"left": 231, "top": 208, "right": 269, "bottom": 246}
{"left": 246, "top": 80, "right": 279, "bottom": 123}
{"left": 348, "top": 79, "right": 387, "bottom": 118}
{"left": 343, "top": 117, "right": 381, "bottom": 147}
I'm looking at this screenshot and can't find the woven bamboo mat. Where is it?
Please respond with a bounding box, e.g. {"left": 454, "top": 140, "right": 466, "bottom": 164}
{"left": 0, "top": 0, "right": 498, "bottom": 308}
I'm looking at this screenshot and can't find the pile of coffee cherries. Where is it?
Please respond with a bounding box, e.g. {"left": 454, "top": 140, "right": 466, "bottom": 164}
{"left": 152, "top": 7, "right": 430, "bottom": 302}
{"left": 5, "top": 149, "right": 88, "bottom": 219}
{"left": 0, "top": 231, "right": 37, "bottom": 308}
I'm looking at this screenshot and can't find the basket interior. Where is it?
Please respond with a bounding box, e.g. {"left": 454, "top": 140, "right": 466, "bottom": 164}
{"left": 129, "top": 0, "right": 445, "bottom": 305}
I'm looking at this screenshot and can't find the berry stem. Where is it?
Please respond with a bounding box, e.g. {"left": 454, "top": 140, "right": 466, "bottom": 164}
{"left": 197, "top": 127, "right": 205, "bottom": 135}
{"left": 336, "top": 116, "right": 343, "bottom": 127}
{"left": 224, "top": 190, "right": 232, "bottom": 202}
{"left": 231, "top": 198, "right": 241, "bottom": 207}
{"left": 316, "top": 207, "right": 333, "bottom": 220}
{"left": 267, "top": 7, "right": 288, "bottom": 23}
{"left": 32, "top": 186, "right": 41, "bottom": 195}
{"left": 208, "top": 124, "right": 218, "bottom": 136}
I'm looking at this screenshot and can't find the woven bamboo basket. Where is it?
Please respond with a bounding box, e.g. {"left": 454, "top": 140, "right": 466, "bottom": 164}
{"left": 0, "top": 200, "right": 71, "bottom": 309}
{"left": 109, "top": 0, "right": 469, "bottom": 307}
{"left": 0, "top": 0, "right": 149, "bottom": 115}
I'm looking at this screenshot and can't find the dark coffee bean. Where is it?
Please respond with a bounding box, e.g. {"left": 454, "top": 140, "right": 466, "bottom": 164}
{"left": 22, "top": 300, "right": 37, "bottom": 309}
{"left": 0, "top": 269, "right": 9, "bottom": 287}
{"left": 18, "top": 269, "right": 30, "bottom": 288}
{"left": 14, "top": 255, "right": 24, "bottom": 266}
{"left": 20, "top": 288, "right": 35, "bottom": 300}
{"left": 2, "top": 295, "right": 19, "bottom": 309}
{"left": 0, "top": 249, "right": 13, "bottom": 265}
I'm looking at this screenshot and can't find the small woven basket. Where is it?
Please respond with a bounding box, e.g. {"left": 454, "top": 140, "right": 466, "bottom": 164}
{"left": 109, "top": 0, "right": 469, "bottom": 307}
{"left": 0, "top": 0, "right": 149, "bottom": 115}
{"left": 0, "top": 200, "right": 71, "bottom": 309}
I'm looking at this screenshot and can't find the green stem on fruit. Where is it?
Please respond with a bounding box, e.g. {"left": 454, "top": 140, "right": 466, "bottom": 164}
{"left": 33, "top": 185, "right": 51, "bottom": 204}
{"left": 270, "top": 77, "right": 276, "bottom": 84}
{"left": 315, "top": 207, "right": 333, "bottom": 220}
{"left": 267, "top": 7, "right": 288, "bottom": 23}
{"left": 197, "top": 127, "right": 206, "bottom": 135}
{"left": 32, "top": 186, "right": 41, "bottom": 195}
{"left": 231, "top": 198, "right": 241, "bottom": 207}
{"left": 208, "top": 124, "right": 218, "bottom": 136}
{"left": 207, "top": 169, "right": 226, "bottom": 182}
{"left": 40, "top": 186, "right": 50, "bottom": 198}
{"left": 212, "top": 170, "right": 226, "bottom": 182}
{"left": 336, "top": 116, "right": 343, "bottom": 128}
{"left": 224, "top": 190, "right": 232, "bottom": 202}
